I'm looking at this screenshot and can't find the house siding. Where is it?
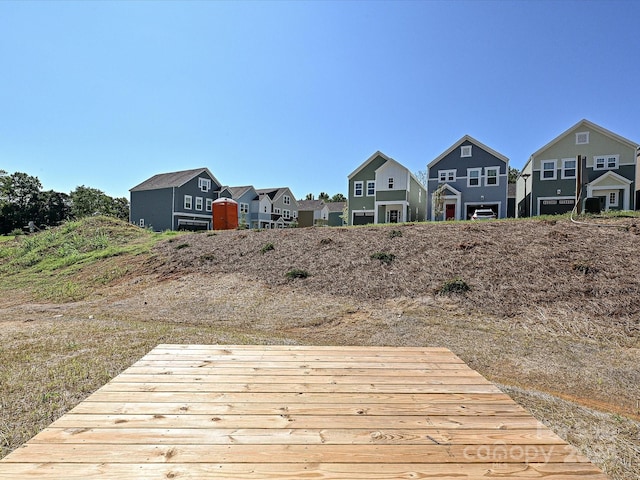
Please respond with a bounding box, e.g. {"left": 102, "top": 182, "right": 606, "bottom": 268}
{"left": 130, "top": 188, "right": 173, "bottom": 231}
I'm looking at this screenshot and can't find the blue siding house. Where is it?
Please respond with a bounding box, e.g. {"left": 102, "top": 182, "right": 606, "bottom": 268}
{"left": 427, "top": 135, "right": 509, "bottom": 220}
{"left": 130, "top": 168, "right": 222, "bottom": 231}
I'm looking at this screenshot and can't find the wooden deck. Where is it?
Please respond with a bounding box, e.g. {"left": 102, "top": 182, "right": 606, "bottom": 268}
{"left": 0, "top": 344, "right": 608, "bottom": 479}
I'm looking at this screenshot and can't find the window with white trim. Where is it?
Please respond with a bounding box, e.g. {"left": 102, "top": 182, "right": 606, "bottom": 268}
{"left": 561, "top": 158, "right": 576, "bottom": 179}
{"left": 388, "top": 177, "right": 394, "bottom": 189}
{"left": 198, "top": 178, "right": 211, "bottom": 192}
{"left": 240, "top": 203, "right": 249, "bottom": 214}
{"left": 139, "top": 218, "right": 145, "bottom": 227}
{"left": 283, "top": 195, "right": 291, "bottom": 205}
{"left": 609, "top": 191, "right": 618, "bottom": 207}
{"left": 274, "top": 208, "right": 281, "bottom": 215}
{"left": 485, "top": 167, "right": 499, "bottom": 186}
{"left": 206, "top": 198, "right": 213, "bottom": 212}
{"left": 283, "top": 209, "right": 290, "bottom": 219}
{"left": 467, "top": 168, "right": 481, "bottom": 187}
{"left": 184, "top": 195, "right": 192, "bottom": 209}
{"left": 594, "top": 155, "right": 619, "bottom": 170}
{"left": 461, "top": 145, "right": 472, "bottom": 157}
{"left": 354, "top": 181, "right": 363, "bottom": 197}
{"left": 195, "top": 197, "right": 203, "bottom": 211}
{"left": 541, "top": 160, "right": 557, "bottom": 180}
{"left": 293, "top": 210, "right": 298, "bottom": 218}
{"left": 366, "top": 180, "right": 375, "bottom": 196}
{"left": 438, "top": 170, "right": 456, "bottom": 183}
{"left": 576, "top": 132, "right": 589, "bottom": 145}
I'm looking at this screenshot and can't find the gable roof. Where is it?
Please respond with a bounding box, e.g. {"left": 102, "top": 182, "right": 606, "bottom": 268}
{"left": 428, "top": 135, "right": 509, "bottom": 169}
{"left": 297, "top": 199, "right": 325, "bottom": 212}
{"left": 326, "top": 201, "right": 346, "bottom": 213}
{"left": 348, "top": 151, "right": 395, "bottom": 179}
{"left": 130, "top": 168, "right": 221, "bottom": 192}
{"left": 225, "top": 186, "right": 257, "bottom": 199}
{"left": 530, "top": 119, "right": 638, "bottom": 160}
{"left": 255, "top": 187, "right": 294, "bottom": 203}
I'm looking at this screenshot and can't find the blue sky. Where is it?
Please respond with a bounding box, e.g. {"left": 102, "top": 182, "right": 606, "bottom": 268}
{"left": 2, "top": 0, "right": 639, "bottom": 200}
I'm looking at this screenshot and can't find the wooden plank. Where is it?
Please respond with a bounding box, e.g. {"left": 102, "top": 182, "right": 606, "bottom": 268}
{"left": 70, "top": 400, "right": 527, "bottom": 416}
{"left": 152, "top": 344, "right": 455, "bottom": 354}
{"left": 139, "top": 354, "right": 466, "bottom": 363}
{"left": 96, "top": 381, "right": 501, "bottom": 394}
{"left": 131, "top": 362, "right": 470, "bottom": 371}
{"left": 0, "top": 462, "right": 611, "bottom": 480}
{"left": 131, "top": 360, "right": 466, "bottom": 369}
{"left": 5, "top": 443, "right": 588, "bottom": 464}
{"left": 31, "top": 426, "right": 566, "bottom": 445}
{"left": 48, "top": 414, "right": 545, "bottom": 430}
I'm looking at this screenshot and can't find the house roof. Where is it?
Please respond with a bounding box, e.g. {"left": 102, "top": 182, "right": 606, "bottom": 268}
{"left": 326, "top": 201, "right": 346, "bottom": 213}
{"left": 297, "top": 199, "right": 325, "bottom": 212}
{"left": 225, "top": 186, "right": 256, "bottom": 199}
{"left": 348, "top": 151, "right": 425, "bottom": 188}
{"left": 428, "top": 135, "right": 509, "bottom": 169}
{"left": 130, "top": 168, "right": 220, "bottom": 192}
{"left": 522, "top": 119, "right": 640, "bottom": 172}
{"left": 256, "top": 187, "right": 292, "bottom": 202}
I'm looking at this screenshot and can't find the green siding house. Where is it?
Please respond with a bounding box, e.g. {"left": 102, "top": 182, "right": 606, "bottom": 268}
{"left": 517, "top": 119, "right": 638, "bottom": 216}
{"left": 347, "top": 151, "right": 426, "bottom": 225}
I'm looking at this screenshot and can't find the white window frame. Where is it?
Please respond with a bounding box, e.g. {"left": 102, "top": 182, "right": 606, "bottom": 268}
{"left": 388, "top": 177, "right": 394, "bottom": 189}
{"left": 206, "top": 198, "right": 213, "bottom": 212}
{"left": 139, "top": 218, "right": 144, "bottom": 227}
{"left": 283, "top": 195, "right": 291, "bottom": 205}
{"left": 561, "top": 158, "right": 577, "bottom": 179}
{"left": 293, "top": 210, "right": 298, "bottom": 218}
{"left": 195, "top": 197, "right": 203, "bottom": 211}
{"left": 240, "top": 203, "right": 249, "bottom": 214}
{"left": 354, "top": 181, "right": 363, "bottom": 197}
{"left": 366, "top": 180, "right": 375, "bottom": 196}
{"left": 485, "top": 167, "right": 499, "bottom": 186}
{"left": 438, "top": 170, "right": 456, "bottom": 183}
{"left": 467, "top": 168, "right": 482, "bottom": 187}
{"left": 283, "top": 209, "right": 290, "bottom": 219}
{"left": 198, "top": 177, "right": 211, "bottom": 192}
{"left": 461, "top": 145, "right": 472, "bottom": 157}
{"left": 576, "top": 132, "right": 589, "bottom": 145}
{"left": 274, "top": 207, "right": 281, "bottom": 215}
{"left": 184, "top": 195, "right": 193, "bottom": 210}
{"left": 609, "top": 191, "right": 618, "bottom": 207}
{"left": 541, "top": 160, "right": 557, "bottom": 180}
{"left": 594, "top": 154, "right": 619, "bottom": 170}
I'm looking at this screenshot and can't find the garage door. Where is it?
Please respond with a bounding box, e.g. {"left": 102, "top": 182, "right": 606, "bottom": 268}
{"left": 353, "top": 212, "right": 374, "bottom": 225}
{"left": 539, "top": 199, "right": 575, "bottom": 215}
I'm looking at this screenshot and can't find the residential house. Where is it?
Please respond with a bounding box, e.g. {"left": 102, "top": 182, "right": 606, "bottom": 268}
{"left": 517, "top": 119, "right": 638, "bottom": 216}
{"left": 297, "top": 199, "right": 326, "bottom": 227}
{"left": 254, "top": 188, "right": 299, "bottom": 228}
{"left": 219, "top": 185, "right": 259, "bottom": 228}
{"left": 130, "top": 167, "right": 221, "bottom": 231}
{"left": 427, "top": 135, "right": 509, "bottom": 220}
{"left": 326, "top": 201, "right": 347, "bottom": 226}
{"left": 348, "top": 151, "right": 426, "bottom": 225}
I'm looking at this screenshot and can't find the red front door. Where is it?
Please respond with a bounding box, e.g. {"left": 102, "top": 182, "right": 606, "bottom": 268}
{"left": 445, "top": 204, "right": 456, "bottom": 220}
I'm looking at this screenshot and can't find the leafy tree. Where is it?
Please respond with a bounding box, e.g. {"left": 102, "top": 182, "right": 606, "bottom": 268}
{"left": 330, "top": 193, "right": 346, "bottom": 202}
{"left": 318, "top": 192, "right": 329, "bottom": 201}
{"left": 70, "top": 186, "right": 130, "bottom": 220}
{"left": 414, "top": 170, "right": 428, "bottom": 187}
{"left": 110, "top": 197, "right": 130, "bottom": 221}
{"left": 38, "top": 190, "right": 72, "bottom": 227}
{"left": 304, "top": 193, "right": 314, "bottom": 200}
{"left": 508, "top": 167, "right": 520, "bottom": 184}
{"left": 0, "top": 171, "right": 43, "bottom": 234}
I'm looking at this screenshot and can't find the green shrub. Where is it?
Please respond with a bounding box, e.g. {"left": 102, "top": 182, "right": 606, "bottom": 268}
{"left": 439, "top": 278, "right": 470, "bottom": 295}
{"left": 261, "top": 242, "right": 275, "bottom": 254}
{"left": 371, "top": 252, "right": 395, "bottom": 265}
{"left": 10, "top": 228, "right": 24, "bottom": 236}
{"left": 285, "top": 268, "right": 309, "bottom": 279}
{"left": 319, "top": 238, "right": 333, "bottom": 245}
{"left": 389, "top": 229, "right": 403, "bottom": 238}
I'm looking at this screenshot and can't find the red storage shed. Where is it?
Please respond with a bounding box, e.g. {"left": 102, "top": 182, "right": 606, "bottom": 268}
{"left": 212, "top": 198, "right": 239, "bottom": 230}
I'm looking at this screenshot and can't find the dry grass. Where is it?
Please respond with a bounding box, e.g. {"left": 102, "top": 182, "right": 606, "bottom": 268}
{"left": 1, "top": 217, "right": 639, "bottom": 479}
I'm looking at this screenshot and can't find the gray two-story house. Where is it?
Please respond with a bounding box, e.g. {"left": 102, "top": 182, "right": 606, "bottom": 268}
{"left": 130, "top": 167, "right": 222, "bottom": 231}
{"left": 427, "top": 135, "right": 509, "bottom": 220}
{"left": 255, "top": 187, "right": 299, "bottom": 228}
{"left": 517, "top": 119, "right": 638, "bottom": 216}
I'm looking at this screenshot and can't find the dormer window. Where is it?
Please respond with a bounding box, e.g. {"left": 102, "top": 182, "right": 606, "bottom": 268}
{"left": 576, "top": 132, "right": 589, "bottom": 145}
{"left": 199, "top": 178, "right": 211, "bottom": 192}
{"left": 461, "top": 145, "right": 472, "bottom": 157}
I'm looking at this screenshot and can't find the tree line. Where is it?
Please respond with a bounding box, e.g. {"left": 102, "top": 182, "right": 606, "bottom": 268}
{"left": 0, "top": 170, "right": 129, "bottom": 235}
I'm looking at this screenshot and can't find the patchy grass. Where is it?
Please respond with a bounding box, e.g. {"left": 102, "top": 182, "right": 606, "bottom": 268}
{"left": 260, "top": 242, "right": 275, "bottom": 254}
{"left": 438, "top": 278, "right": 471, "bottom": 295}
{"left": 285, "top": 268, "right": 309, "bottom": 279}
{"left": 370, "top": 251, "right": 395, "bottom": 265}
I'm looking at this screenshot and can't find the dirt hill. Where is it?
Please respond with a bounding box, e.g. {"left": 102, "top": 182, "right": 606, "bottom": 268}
{"left": 1, "top": 216, "right": 639, "bottom": 479}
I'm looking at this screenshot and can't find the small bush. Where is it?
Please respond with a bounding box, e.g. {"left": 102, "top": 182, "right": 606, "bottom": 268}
{"left": 286, "top": 268, "right": 309, "bottom": 279}
{"left": 175, "top": 243, "right": 190, "bottom": 250}
{"left": 261, "top": 242, "right": 275, "bottom": 254}
{"left": 439, "top": 278, "right": 470, "bottom": 295}
{"left": 371, "top": 252, "right": 395, "bottom": 265}
{"left": 389, "top": 229, "right": 403, "bottom": 238}
{"left": 319, "top": 238, "right": 333, "bottom": 245}
{"left": 573, "top": 261, "right": 597, "bottom": 275}
{"left": 10, "top": 228, "right": 24, "bottom": 236}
